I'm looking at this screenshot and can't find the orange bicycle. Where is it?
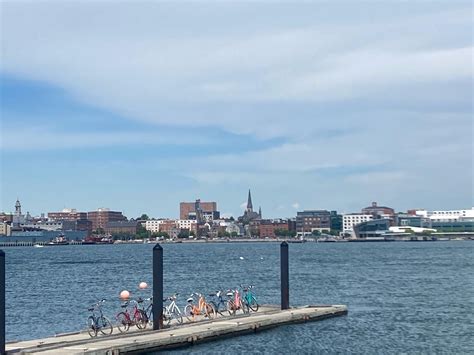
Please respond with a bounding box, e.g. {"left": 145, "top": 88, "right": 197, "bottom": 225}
{"left": 184, "top": 293, "right": 216, "bottom": 321}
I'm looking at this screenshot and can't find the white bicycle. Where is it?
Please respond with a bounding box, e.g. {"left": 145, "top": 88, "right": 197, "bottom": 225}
{"left": 163, "top": 294, "right": 183, "bottom": 325}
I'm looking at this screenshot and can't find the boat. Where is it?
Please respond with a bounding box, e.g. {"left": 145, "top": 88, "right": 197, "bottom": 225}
{"left": 33, "top": 244, "right": 44, "bottom": 248}
{"left": 46, "top": 234, "right": 69, "bottom": 246}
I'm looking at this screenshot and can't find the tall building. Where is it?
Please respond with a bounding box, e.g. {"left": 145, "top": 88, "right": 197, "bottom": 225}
{"left": 296, "top": 210, "right": 331, "bottom": 234}
{"left": 87, "top": 208, "right": 126, "bottom": 231}
{"left": 180, "top": 201, "right": 219, "bottom": 220}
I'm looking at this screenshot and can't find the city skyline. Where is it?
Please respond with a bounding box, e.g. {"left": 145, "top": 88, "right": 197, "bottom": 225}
{"left": 1, "top": 2, "right": 472, "bottom": 218}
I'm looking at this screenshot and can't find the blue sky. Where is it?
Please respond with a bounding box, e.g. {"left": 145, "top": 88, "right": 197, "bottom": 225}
{"left": 0, "top": 1, "right": 472, "bottom": 219}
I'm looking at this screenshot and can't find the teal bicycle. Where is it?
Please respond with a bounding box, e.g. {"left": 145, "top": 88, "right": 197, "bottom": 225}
{"left": 241, "top": 285, "right": 259, "bottom": 312}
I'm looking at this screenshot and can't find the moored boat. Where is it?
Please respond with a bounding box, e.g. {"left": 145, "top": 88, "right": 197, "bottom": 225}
{"left": 46, "top": 234, "right": 69, "bottom": 246}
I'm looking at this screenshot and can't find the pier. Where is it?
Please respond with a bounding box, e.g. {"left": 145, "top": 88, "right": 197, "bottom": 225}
{"left": 5, "top": 305, "right": 347, "bottom": 354}
{"left": 1, "top": 242, "right": 348, "bottom": 354}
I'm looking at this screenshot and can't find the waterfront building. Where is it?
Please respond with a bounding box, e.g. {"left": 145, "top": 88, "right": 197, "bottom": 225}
{"left": 176, "top": 219, "right": 197, "bottom": 233}
{"left": 87, "top": 208, "right": 126, "bottom": 231}
{"left": 238, "top": 190, "right": 262, "bottom": 225}
{"left": 396, "top": 214, "right": 432, "bottom": 228}
{"left": 22, "top": 220, "right": 76, "bottom": 231}
{"left": 0, "top": 222, "right": 12, "bottom": 236}
{"left": 415, "top": 207, "right": 474, "bottom": 222}
{"left": 259, "top": 219, "right": 290, "bottom": 238}
{"left": 296, "top": 210, "right": 331, "bottom": 235}
{"left": 353, "top": 219, "right": 391, "bottom": 239}
{"left": 104, "top": 220, "right": 140, "bottom": 235}
{"left": 180, "top": 201, "right": 219, "bottom": 220}
{"left": 361, "top": 202, "right": 395, "bottom": 218}
{"left": 342, "top": 214, "right": 374, "bottom": 235}
{"left": 330, "top": 211, "right": 343, "bottom": 233}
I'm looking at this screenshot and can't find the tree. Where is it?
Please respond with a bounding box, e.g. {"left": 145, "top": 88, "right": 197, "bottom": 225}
{"left": 312, "top": 230, "right": 321, "bottom": 236}
{"left": 178, "top": 229, "right": 190, "bottom": 239}
{"left": 136, "top": 224, "right": 149, "bottom": 239}
{"left": 138, "top": 214, "right": 149, "bottom": 220}
{"left": 230, "top": 231, "right": 239, "bottom": 238}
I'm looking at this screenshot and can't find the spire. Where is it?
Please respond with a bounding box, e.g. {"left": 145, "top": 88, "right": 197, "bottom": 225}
{"left": 247, "top": 189, "right": 253, "bottom": 212}
{"left": 258, "top": 206, "right": 262, "bottom": 218}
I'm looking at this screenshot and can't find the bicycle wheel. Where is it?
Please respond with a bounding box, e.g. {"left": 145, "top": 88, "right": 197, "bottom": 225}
{"left": 226, "top": 300, "right": 236, "bottom": 316}
{"left": 240, "top": 299, "right": 249, "bottom": 314}
{"left": 87, "top": 316, "right": 97, "bottom": 337}
{"left": 99, "top": 316, "right": 113, "bottom": 335}
{"left": 184, "top": 304, "right": 194, "bottom": 322}
{"left": 116, "top": 312, "right": 130, "bottom": 333}
{"left": 171, "top": 308, "right": 183, "bottom": 325}
{"left": 206, "top": 303, "right": 216, "bottom": 319}
{"left": 135, "top": 310, "right": 147, "bottom": 329}
{"left": 162, "top": 307, "right": 171, "bottom": 325}
{"left": 249, "top": 296, "right": 259, "bottom": 312}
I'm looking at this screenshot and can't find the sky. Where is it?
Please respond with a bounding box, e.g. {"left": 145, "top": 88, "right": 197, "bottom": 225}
{"left": 0, "top": 1, "right": 472, "bottom": 219}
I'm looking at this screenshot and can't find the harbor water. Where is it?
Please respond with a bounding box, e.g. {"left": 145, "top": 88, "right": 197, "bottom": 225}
{"left": 3, "top": 242, "right": 473, "bottom": 353}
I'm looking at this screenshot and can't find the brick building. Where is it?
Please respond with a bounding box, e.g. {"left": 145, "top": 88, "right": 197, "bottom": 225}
{"left": 259, "top": 219, "right": 289, "bottom": 238}
{"left": 87, "top": 208, "right": 126, "bottom": 231}
{"left": 104, "top": 220, "right": 140, "bottom": 235}
{"left": 296, "top": 210, "right": 331, "bottom": 234}
{"left": 180, "top": 201, "right": 218, "bottom": 220}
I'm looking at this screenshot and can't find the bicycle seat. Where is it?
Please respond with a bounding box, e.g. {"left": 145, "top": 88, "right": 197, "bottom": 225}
{"left": 162, "top": 298, "right": 168, "bottom": 302}
{"left": 209, "top": 293, "right": 216, "bottom": 297}
{"left": 137, "top": 298, "right": 144, "bottom": 303}
{"left": 120, "top": 303, "right": 128, "bottom": 308}
{"left": 187, "top": 297, "right": 193, "bottom": 303}
{"left": 226, "top": 292, "right": 233, "bottom": 297}
{"left": 88, "top": 307, "right": 94, "bottom": 311}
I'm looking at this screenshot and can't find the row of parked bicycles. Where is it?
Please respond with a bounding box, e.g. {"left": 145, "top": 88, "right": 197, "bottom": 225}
{"left": 86, "top": 285, "right": 259, "bottom": 337}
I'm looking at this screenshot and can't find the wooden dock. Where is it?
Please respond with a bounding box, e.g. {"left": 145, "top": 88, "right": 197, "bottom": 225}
{"left": 6, "top": 305, "right": 347, "bottom": 354}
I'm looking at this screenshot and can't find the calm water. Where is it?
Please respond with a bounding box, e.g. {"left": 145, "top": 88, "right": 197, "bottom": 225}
{"left": 3, "top": 242, "right": 473, "bottom": 353}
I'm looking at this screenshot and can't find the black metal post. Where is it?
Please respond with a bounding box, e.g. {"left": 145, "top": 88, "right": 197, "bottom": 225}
{"left": 153, "top": 244, "right": 163, "bottom": 330}
{"left": 280, "top": 242, "right": 289, "bottom": 310}
{"left": 1, "top": 250, "right": 5, "bottom": 355}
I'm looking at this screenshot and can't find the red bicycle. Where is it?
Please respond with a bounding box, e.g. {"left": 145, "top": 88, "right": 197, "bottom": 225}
{"left": 116, "top": 299, "right": 147, "bottom": 332}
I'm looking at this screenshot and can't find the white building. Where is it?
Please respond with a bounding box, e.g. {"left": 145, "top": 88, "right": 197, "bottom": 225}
{"left": 176, "top": 219, "right": 197, "bottom": 230}
{"left": 145, "top": 220, "right": 169, "bottom": 233}
{"left": 415, "top": 208, "right": 474, "bottom": 222}
{"left": 343, "top": 214, "right": 374, "bottom": 234}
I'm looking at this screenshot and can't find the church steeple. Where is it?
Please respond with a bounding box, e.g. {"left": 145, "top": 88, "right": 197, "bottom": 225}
{"left": 246, "top": 189, "right": 253, "bottom": 212}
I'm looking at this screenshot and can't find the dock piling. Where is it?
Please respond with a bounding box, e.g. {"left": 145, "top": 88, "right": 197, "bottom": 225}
{"left": 1, "top": 250, "right": 5, "bottom": 355}
{"left": 153, "top": 244, "right": 163, "bottom": 330}
{"left": 280, "top": 242, "right": 289, "bottom": 310}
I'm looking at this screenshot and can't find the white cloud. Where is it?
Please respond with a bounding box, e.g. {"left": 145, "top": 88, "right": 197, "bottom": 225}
{"left": 292, "top": 202, "right": 300, "bottom": 209}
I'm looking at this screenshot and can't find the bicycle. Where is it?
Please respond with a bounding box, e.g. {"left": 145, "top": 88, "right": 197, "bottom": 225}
{"left": 241, "top": 285, "right": 259, "bottom": 312}
{"left": 226, "top": 289, "right": 247, "bottom": 316}
{"left": 209, "top": 290, "right": 231, "bottom": 316}
{"left": 184, "top": 293, "right": 216, "bottom": 321}
{"left": 162, "top": 294, "right": 183, "bottom": 325}
{"left": 87, "top": 299, "right": 113, "bottom": 337}
{"left": 115, "top": 299, "right": 147, "bottom": 332}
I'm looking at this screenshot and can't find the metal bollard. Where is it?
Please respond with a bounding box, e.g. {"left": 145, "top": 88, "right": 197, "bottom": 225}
{"left": 280, "top": 242, "right": 289, "bottom": 310}
{"left": 153, "top": 244, "right": 163, "bottom": 330}
{"left": 1, "top": 250, "right": 5, "bottom": 355}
